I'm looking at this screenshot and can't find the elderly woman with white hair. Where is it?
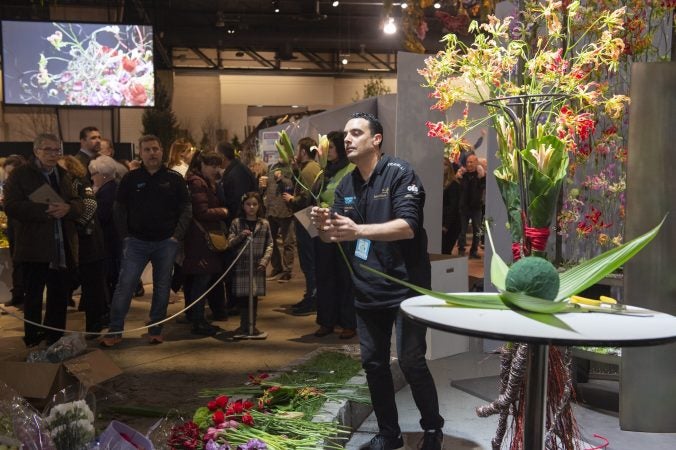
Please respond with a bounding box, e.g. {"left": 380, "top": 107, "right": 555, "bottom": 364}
{"left": 89, "top": 155, "right": 122, "bottom": 304}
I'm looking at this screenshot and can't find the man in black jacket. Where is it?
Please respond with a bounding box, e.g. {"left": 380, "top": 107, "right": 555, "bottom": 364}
{"left": 217, "top": 142, "right": 256, "bottom": 228}
{"left": 101, "top": 135, "right": 192, "bottom": 346}
{"left": 311, "top": 113, "right": 444, "bottom": 450}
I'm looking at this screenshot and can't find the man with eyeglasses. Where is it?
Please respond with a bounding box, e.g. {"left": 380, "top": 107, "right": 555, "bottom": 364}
{"left": 4, "top": 133, "right": 84, "bottom": 347}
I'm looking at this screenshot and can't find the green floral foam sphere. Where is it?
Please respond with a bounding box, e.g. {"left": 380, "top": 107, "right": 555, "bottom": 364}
{"left": 505, "top": 256, "right": 560, "bottom": 301}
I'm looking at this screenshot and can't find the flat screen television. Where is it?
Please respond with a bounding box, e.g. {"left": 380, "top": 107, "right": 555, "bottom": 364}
{"left": 1, "top": 20, "right": 154, "bottom": 107}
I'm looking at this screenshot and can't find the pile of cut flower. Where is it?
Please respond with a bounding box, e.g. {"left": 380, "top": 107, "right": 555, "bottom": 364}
{"left": 166, "top": 354, "right": 370, "bottom": 450}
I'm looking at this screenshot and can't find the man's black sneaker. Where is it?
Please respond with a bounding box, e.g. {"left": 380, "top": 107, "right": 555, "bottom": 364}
{"left": 277, "top": 272, "right": 292, "bottom": 283}
{"left": 291, "top": 298, "right": 306, "bottom": 308}
{"left": 358, "top": 434, "right": 404, "bottom": 450}
{"left": 419, "top": 429, "right": 443, "bottom": 450}
{"left": 191, "top": 322, "right": 221, "bottom": 336}
{"left": 291, "top": 303, "right": 317, "bottom": 316}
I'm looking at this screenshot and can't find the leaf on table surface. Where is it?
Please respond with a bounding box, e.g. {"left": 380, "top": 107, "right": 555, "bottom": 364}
{"left": 360, "top": 264, "right": 506, "bottom": 309}
{"left": 500, "top": 290, "right": 571, "bottom": 314}
{"left": 509, "top": 308, "right": 578, "bottom": 333}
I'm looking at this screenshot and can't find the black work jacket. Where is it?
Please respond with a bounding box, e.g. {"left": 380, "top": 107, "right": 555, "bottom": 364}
{"left": 332, "top": 154, "right": 431, "bottom": 309}
{"left": 114, "top": 165, "right": 192, "bottom": 241}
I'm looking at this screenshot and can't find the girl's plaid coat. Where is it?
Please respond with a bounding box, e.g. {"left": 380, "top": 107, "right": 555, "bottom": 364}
{"left": 228, "top": 217, "right": 273, "bottom": 297}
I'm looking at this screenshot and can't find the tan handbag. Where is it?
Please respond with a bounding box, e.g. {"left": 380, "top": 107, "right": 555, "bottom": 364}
{"left": 194, "top": 220, "right": 229, "bottom": 252}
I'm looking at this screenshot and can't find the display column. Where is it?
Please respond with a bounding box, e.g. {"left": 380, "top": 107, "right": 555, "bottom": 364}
{"left": 621, "top": 62, "right": 676, "bottom": 432}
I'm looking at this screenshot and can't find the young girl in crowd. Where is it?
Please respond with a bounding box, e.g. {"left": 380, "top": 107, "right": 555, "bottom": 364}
{"left": 228, "top": 192, "right": 273, "bottom": 339}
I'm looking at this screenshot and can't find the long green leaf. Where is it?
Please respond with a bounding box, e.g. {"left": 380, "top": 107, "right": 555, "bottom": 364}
{"left": 556, "top": 217, "right": 665, "bottom": 300}
{"left": 359, "top": 264, "right": 506, "bottom": 309}
{"left": 485, "top": 222, "right": 509, "bottom": 291}
{"left": 510, "top": 309, "right": 578, "bottom": 332}
{"left": 500, "top": 290, "right": 571, "bottom": 313}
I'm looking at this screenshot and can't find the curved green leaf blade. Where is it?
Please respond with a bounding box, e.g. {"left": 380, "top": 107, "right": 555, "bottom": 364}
{"left": 359, "top": 264, "right": 506, "bottom": 309}
{"left": 486, "top": 222, "right": 509, "bottom": 291}
{"left": 510, "top": 309, "right": 578, "bottom": 333}
{"left": 556, "top": 216, "right": 665, "bottom": 301}
{"left": 500, "top": 290, "right": 571, "bottom": 314}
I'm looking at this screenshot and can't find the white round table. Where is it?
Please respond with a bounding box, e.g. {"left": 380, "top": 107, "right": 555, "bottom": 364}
{"left": 401, "top": 295, "right": 676, "bottom": 449}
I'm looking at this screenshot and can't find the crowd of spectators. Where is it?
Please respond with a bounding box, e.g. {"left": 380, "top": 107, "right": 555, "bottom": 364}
{"left": 0, "top": 123, "right": 483, "bottom": 349}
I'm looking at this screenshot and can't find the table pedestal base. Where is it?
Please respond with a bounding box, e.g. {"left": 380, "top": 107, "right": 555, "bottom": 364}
{"left": 523, "top": 344, "right": 549, "bottom": 450}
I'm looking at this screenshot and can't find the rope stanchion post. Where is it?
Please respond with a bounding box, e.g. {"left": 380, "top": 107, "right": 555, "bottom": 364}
{"left": 248, "top": 236, "right": 255, "bottom": 337}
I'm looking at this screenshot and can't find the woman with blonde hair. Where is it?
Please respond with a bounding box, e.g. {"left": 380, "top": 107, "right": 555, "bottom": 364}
{"left": 167, "top": 138, "right": 195, "bottom": 177}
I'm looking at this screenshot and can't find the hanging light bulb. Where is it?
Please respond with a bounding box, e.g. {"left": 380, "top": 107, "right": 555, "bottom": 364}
{"left": 332, "top": 0, "right": 340, "bottom": 6}
{"left": 342, "top": 57, "right": 348, "bottom": 65}
{"left": 383, "top": 17, "right": 397, "bottom": 34}
{"left": 401, "top": 2, "right": 408, "bottom": 8}
{"left": 433, "top": 2, "right": 441, "bottom": 8}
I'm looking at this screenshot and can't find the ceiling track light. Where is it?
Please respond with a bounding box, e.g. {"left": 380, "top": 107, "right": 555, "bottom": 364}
{"left": 272, "top": 0, "right": 280, "bottom": 13}
{"left": 383, "top": 16, "right": 397, "bottom": 34}
{"left": 401, "top": 2, "right": 408, "bottom": 9}
{"left": 332, "top": 1, "right": 340, "bottom": 6}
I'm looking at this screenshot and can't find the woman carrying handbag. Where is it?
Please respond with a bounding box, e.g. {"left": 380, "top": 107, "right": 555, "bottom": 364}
{"left": 183, "top": 151, "right": 229, "bottom": 335}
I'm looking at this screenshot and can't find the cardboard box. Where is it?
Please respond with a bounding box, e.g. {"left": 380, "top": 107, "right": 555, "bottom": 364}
{"left": 0, "top": 349, "right": 122, "bottom": 406}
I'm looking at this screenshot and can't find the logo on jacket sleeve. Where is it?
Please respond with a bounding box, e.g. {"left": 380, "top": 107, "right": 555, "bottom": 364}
{"left": 406, "top": 184, "right": 419, "bottom": 193}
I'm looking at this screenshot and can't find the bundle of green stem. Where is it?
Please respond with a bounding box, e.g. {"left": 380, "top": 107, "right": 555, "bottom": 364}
{"left": 200, "top": 381, "right": 371, "bottom": 407}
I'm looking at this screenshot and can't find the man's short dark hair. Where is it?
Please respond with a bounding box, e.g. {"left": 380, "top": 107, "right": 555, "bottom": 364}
{"left": 138, "top": 134, "right": 162, "bottom": 149}
{"left": 79, "top": 126, "right": 99, "bottom": 140}
{"left": 297, "top": 137, "right": 317, "bottom": 159}
{"left": 216, "top": 141, "right": 236, "bottom": 160}
{"left": 351, "top": 112, "right": 384, "bottom": 148}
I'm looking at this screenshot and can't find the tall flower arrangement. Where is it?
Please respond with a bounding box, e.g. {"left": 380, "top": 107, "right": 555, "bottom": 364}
{"left": 555, "top": 0, "right": 674, "bottom": 263}
{"left": 420, "top": 0, "right": 630, "bottom": 259}
{"left": 414, "top": 2, "right": 672, "bottom": 448}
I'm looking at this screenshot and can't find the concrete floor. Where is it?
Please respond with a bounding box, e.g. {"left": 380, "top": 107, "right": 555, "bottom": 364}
{"left": 1, "top": 252, "right": 675, "bottom": 449}
{"left": 347, "top": 352, "right": 676, "bottom": 449}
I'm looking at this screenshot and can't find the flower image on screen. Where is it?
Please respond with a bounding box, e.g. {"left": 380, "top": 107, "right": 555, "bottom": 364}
{"left": 2, "top": 20, "right": 155, "bottom": 107}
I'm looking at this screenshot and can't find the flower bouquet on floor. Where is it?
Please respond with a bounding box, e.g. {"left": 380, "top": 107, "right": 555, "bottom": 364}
{"left": 0, "top": 381, "right": 51, "bottom": 450}
{"left": 42, "top": 385, "right": 97, "bottom": 450}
